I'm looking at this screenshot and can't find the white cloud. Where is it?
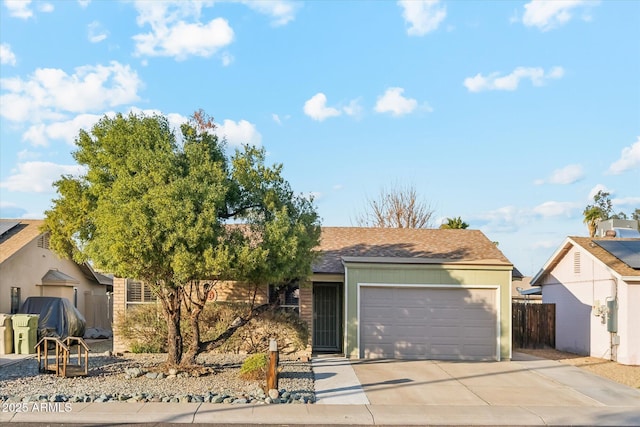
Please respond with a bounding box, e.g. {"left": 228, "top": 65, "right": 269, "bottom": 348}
{"left": 472, "top": 205, "right": 526, "bottom": 233}
{"left": 588, "top": 184, "right": 609, "bottom": 200}
{"left": 272, "top": 114, "right": 282, "bottom": 125}
{"left": 374, "top": 87, "right": 417, "bottom": 116}
{"left": 607, "top": 137, "right": 640, "bottom": 175}
{"left": 17, "top": 149, "right": 42, "bottom": 160}
{"left": 4, "top": 0, "right": 33, "bottom": 18}
{"left": 613, "top": 196, "right": 640, "bottom": 208}
{"left": 0, "top": 61, "right": 142, "bottom": 123}
{"left": 536, "top": 164, "right": 584, "bottom": 185}
{"left": 398, "top": 0, "right": 446, "bottom": 36}
{"left": 238, "top": 0, "right": 300, "bottom": 26}
{"left": 304, "top": 93, "right": 341, "bottom": 121}
{"left": 38, "top": 2, "right": 54, "bottom": 13}
{"left": 533, "top": 201, "right": 577, "bottom": 218}
{"left": 88, "top": 21, "right": 109, "bottom": 43}
{"left": 221, "top": 52, "right": 234, "bottom": 66}
{"left": 132, "top": 1, "right": 234, "bottom": 61}
{"left": 522, "top": 0, "right": 593, "bottom": 31}
{"left": 78, "top": 0, "right": 91, "bottom": 8}
{"left": 22, "top": 114, "right": 103, "bottom": 146}
{"left": 0, "top": 161, "right": 86, "bottom": 193}
{"left": 343, "top": 99, "right": 363, "bottom": 118}
{"left": 464, "top": 66, "right": 564, "bottom": 92}
{"left": 215, "top": 119, "right": 262, "bottom": 147}
{"left": 0, "top": 43, "right": 17, "bottom": 66}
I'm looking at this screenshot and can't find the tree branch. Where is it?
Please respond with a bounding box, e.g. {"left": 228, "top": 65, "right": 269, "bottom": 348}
{"left": 197, "top": 303, "right": 272, "bottom": 353}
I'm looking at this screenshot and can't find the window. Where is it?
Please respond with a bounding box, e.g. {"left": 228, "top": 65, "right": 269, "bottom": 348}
{"left": 269, "top": 282, "right": 300, "bottom": 313}
{"left": 10, "top": 287, "right": 20, "bottom": 314}
{"left": 126, "top": 280, "right": 157, "bottom": 308}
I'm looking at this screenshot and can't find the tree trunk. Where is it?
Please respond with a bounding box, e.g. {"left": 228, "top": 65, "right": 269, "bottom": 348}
{"left": 158, "top": 286, "right": 183, "bottom": 366}
{"left": 181, "top": 281, "right": 214, "bottom": 367}
{"left": 181, "top": 308, "right": 202, "bottom": 366}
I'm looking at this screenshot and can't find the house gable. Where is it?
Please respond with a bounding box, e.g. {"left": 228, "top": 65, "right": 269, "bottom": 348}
{"left": 531, "top": 236, "right": 640, "bottom": 365}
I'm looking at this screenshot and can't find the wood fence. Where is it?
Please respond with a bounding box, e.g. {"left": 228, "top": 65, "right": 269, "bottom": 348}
{"left": 512, "top": 302, "right": 555, "bottom": 349}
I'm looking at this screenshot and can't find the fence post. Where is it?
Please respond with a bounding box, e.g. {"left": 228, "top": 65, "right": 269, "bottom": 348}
{"left": 267, "top": 339, "right": 279, "bottom": 391}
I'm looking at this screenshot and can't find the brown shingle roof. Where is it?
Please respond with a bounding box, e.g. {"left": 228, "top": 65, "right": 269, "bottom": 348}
{"left": 313, "top": 227, "right": 513, "bottom": 274}
{"left": 0, "top": 219, "right": 45, "bottom": 264}
{"left": 570, "top": 236, "right": 640, "bottom": 278}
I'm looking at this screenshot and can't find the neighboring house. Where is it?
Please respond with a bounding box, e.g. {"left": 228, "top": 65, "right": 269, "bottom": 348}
{"left": 531, "top": 236, "right": 640, "bottom": 365}
{"left": 596, "top": 219, "right": 640, "bottom": 238}
{"left": 511, "top": 276, "right": 542, "bottom": 302}
{"left": 0, "top": 220, "right": 113, "bottom": 331}
{"left": 112, "top": 227, "right": 518, "bottom": 361}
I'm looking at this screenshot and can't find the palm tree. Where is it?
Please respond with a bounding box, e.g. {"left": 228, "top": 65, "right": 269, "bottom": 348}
{"left": 583, "top": 206, "right": 603, "bottom": 237}
{"left": 440, "top": 216, "right": 469, "bottom": 229}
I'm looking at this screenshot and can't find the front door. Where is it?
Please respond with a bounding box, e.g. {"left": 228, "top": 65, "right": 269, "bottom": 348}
{"left": 313, "top": 283, "right": 342, "bottom": 353}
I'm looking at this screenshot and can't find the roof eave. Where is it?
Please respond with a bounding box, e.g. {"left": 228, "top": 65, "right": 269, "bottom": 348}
{"left": 530, "top": 237, "right": 575, "bottom": 286}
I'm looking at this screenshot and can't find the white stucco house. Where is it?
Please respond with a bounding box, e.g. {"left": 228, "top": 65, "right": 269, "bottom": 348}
{"left": 0, "top": 219, "right": 113, "bottom": 331}
{"left": 531, "top": 236, "right": 640, "bottom": 365}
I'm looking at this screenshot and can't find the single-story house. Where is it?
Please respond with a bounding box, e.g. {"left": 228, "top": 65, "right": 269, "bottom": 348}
{"left": 112, "top": 227, "right": 518, "bottom": 361}
{"left": 0, "top": 219, "right": 113, "bottom": 330}
{"left": 511, "top": 276, "right": 542, "bottom": 302}
{"left": 531, "top": 236, "right": 640, "bottom": 365}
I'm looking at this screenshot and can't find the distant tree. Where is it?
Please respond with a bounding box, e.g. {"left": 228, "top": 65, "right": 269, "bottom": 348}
{"left": 439, "top": 216, "right": 469, "bottom": 229}
{"left": 354, "top": 183, "right": 435, "bottom": 228}
{"left": 44, "top": 111, "right": 320, "bottom": 367}
{"left": 583, "top": 190, "right": 613, "bottom": 237}
{"left": 582, "top": 191, "right": 640, "bottom": 236}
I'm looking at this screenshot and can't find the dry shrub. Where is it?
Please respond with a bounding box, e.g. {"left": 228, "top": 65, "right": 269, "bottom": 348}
{"left": 117, "top": 301, "right": 308, "bottom": 355}
{"left": 115, "top": 303, "right": 167, "bottom": 353}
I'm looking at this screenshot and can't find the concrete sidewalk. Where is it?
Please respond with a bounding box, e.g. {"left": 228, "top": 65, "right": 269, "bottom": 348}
{"left": 1, "top": 353, "right": 639, "bottom": 425}
{"left": 2, "top": 401, "right": 639, "bottom": 425}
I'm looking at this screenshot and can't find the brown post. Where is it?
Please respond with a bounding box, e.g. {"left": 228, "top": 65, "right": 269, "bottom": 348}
{"left": 266, "top": 339, "right": 279, "bottom": 391}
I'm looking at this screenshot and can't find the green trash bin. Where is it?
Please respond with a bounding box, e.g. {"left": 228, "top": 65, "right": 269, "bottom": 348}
{"left": 12, "top": 314, "right": 39, "bottom": 354}
{"left": 0, "top": 314, "right": 13, "bottom": 354}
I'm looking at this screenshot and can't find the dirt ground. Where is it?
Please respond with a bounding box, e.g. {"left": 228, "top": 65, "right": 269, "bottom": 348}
{"left": 517, "top": 348, "right": 640, "bottom": 389}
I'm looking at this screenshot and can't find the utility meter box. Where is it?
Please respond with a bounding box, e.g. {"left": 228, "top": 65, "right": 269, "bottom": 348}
{"left": 0, "top": 314, "right": 13, "bottom": 354}
{"left": 12, "top": 314, "right": 39, "bottom": 354}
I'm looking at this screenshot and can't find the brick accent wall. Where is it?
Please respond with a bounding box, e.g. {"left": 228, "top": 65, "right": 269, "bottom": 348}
{"left": 111, "top": 278, "right": 269, "bottom": 353}
{"left": 112, "top": 277, "right": 127, "bottom": 354}
{"left": 299, "top": 280, "right": 313, "bottom": 355}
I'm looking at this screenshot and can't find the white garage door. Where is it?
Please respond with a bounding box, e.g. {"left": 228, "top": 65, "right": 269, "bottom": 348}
{"left": 360, "top": 286, "right": 497, "bottom": 360}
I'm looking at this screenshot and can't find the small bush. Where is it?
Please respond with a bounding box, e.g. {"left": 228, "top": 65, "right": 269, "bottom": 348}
{"left": 115, "top": 303, "right": 167, "bottom": 353}
{"left": 239, "top": 353, "right": 268, "bottom": 380}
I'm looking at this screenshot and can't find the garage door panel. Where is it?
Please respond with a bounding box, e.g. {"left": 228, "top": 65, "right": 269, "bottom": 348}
{"left": 360, "top": 287, "right": 497, "bottom": 360}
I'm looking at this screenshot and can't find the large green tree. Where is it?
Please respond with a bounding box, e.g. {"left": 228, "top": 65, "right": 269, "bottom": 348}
{"left": 44, "top": 111, "right": 320, "bottom": 367}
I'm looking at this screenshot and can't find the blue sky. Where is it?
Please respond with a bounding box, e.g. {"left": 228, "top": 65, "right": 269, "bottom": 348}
{"left": 1, "top": 0, "right": 639, "bottom": 276}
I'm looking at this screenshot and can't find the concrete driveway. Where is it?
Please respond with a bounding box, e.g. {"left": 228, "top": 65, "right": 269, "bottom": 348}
{"left": 350, "top": 352, "right": 640, "bottom": 407}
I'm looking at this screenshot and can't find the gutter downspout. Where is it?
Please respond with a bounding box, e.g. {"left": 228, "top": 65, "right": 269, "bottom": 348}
{"left": 607, "top": 277, "right": 619, "bottom": 362}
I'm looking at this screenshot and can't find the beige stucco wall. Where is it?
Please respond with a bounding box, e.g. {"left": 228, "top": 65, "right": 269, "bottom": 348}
{"left": 0, "top": 237, "right": 107, "bottom": 326}
{"left": 342, "top": 262, "right": 513, "bottom": 361}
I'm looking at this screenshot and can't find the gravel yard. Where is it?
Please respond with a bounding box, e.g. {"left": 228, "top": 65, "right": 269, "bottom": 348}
{"left": 0, "top": 340, "right": 314, "bottom": 405}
